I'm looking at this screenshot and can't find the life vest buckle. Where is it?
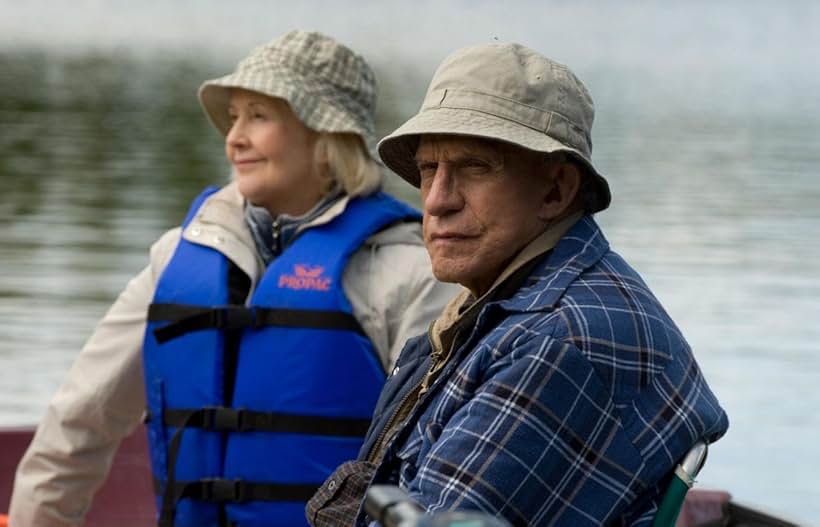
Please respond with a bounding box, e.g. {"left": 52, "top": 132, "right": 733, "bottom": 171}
{"left": 198, "top": 478, "right": 250, "bottom": 503}
{"left": 212, "top": 306, "right": 256, "bottom": 330}
{"left": 202, "top": 406, "right": 250, "bottom": 432}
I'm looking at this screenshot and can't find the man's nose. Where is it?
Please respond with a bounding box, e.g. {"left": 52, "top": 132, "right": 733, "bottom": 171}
{"left": 423, "top": 165, "right": 463, "bottom": 216}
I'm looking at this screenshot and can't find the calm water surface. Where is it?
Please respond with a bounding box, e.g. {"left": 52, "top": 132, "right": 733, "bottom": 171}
{"left": 1, "top": 1, "right": 819, "bottom": 523}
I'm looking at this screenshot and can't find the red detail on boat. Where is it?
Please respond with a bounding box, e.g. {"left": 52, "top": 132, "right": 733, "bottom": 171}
{"left": 1, "top": 426, "right": 155, "bottom": 526}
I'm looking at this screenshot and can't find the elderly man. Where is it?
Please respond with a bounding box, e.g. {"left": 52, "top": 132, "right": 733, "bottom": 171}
{"left": 307, "top": 42, "right": 729, "bottom": 526}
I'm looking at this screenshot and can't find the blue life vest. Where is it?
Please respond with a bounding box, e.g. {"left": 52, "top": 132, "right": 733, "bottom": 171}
{"left": 143, "top": 187, "right": 421, "bottom": 527}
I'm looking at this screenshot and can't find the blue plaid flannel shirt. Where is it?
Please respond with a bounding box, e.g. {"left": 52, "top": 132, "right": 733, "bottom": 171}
{"left": 353, "top": 216, "right": 728, "bottom": 526}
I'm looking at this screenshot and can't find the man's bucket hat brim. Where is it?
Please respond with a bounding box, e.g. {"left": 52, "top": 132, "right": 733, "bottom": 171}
{"left": 378, "top": 41, "right": 611, "bottom": 213}
{"left": 378, "top": 107, "right": 612, "bottom": 213}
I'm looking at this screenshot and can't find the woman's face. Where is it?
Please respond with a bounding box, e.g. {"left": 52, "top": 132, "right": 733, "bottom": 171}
{"left": 225, "top": 89, "right": 324, "bottom": 216}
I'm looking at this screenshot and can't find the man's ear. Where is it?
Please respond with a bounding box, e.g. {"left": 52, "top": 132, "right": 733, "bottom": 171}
{"left": 538, "top": 161, "right": 581, "bottom": 221}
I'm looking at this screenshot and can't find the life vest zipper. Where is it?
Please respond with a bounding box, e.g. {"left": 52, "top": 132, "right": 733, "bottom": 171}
{"left": 271, "top": 219, "right": 281, "bottom": 254}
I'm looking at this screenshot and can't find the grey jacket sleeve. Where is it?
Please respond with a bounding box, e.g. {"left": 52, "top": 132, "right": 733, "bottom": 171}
{"left": 343, "top": 222, "right": 461, "bottom": 371}
{"left": 7, "top": 229, "right": 180, "bottom": 527}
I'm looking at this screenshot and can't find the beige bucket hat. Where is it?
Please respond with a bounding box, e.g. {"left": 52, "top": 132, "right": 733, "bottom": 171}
{"left": 198, "top": 30, "right": 378, "bottom": 155}
{"left": 378, "top": 42, "right": 611, "bottom": 212}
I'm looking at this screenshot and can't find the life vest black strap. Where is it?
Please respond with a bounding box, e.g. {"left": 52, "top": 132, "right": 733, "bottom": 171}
{"left": 149, "top": 304, "right": 256, "bottom": 343}
{"left": 154, "top": 477, "right": 320, "bottom": 503}
{"left": 153, "top": 405, "right": 360, "bottom": 525}
{"left": 148, "top": 303, "right": 366, "bottom": 343}
{"left": 158, "top": 410, "right": 196, "bottom": 527}
{"left": 161, "top": 407, "right": 371, "bottom": 437}
{"left": 256, "top": 307, "right": 365, "bottom": 336}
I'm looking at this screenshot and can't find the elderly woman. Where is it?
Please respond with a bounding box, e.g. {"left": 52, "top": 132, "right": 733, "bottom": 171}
{"left": 9, "top": 31, "right": 457, "bottom": 527}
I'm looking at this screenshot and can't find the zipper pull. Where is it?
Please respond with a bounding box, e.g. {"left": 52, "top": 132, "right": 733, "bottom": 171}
{"left": 271, "top": 219, "right": 281, "bottom": 254}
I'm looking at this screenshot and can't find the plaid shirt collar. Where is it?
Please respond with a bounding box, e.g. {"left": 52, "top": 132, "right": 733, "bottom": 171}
{"left": 429, "top": 211, "right": 581, "bottom": 351}
{"left": 497, "top": 213, "right": 611, "bottom": 314}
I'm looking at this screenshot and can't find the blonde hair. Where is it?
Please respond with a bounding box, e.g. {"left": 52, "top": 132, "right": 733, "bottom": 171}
{"left": 315, "top": 133, "right": 382, "bottom": 198}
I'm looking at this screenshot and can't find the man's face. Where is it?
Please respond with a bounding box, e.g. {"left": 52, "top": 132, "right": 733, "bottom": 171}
{"left": 416, "top": 136, "right": 550, "bottom": 297}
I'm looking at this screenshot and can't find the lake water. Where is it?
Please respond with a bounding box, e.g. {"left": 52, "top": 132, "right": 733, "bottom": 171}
{"left": 1, "top": 1, "right": 819, "bottom": 523}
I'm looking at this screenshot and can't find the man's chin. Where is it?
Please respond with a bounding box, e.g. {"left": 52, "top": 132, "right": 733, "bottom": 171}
{"left": 431, "top": 260, "right": 470, "bottom": 287}
{"left": 431, "top": 266, "right": 458, "bottom": 285}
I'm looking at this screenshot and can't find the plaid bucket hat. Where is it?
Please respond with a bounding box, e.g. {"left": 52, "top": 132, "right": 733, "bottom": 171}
{"left": 378, "top": 42, "right": 611, "bottom": 212}
{"left": 198, "top": 30, "right": 378, "bottom": 155}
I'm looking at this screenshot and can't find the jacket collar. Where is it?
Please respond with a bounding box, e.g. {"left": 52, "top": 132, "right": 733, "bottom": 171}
{"left": 193, "top": 182, "right": 353, "bottom": 237}
{"left": 191, "top": 182, "right": 249, "bottom": 243}
{"left": 498, "top": 214, "right": 610, "bottom": 313}
{"left": 430, "top": 211, "right": 587, "bottom": 353}
{"left": 244, "top": 187, "right": 345, "bottom": 265}
{"left": 431, "top": 214, "right": 609, "bottom": 360}
{"left": 183, "top": 182, "right": 356, "bottom": 284}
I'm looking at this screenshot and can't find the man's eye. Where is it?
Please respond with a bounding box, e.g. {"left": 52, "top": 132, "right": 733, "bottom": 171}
{"left": 462, "top": 161, "right": 492, "bottom": 174}
{"left": 417, "top": 165, "right": 436, "bottom": 189}
{"left": 417, "top": 162, "right": 437, "bottom": 176}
